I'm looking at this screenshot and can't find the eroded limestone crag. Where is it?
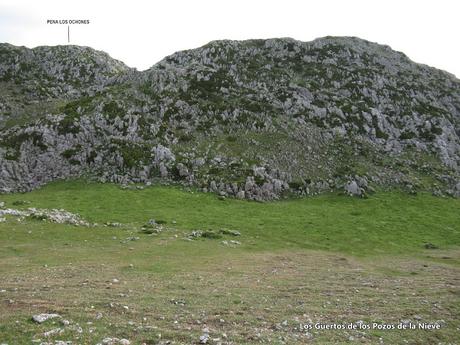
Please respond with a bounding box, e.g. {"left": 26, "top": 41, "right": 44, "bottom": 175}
{"left": 0, "top": 37, "right": 459, "bottom": 199}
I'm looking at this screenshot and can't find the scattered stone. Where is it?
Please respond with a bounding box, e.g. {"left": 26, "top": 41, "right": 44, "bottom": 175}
{"left": 201, "top": 230, "right": 222, "bottom": 239}
{"left": 170, "top": 298, "right": 186, "bottom": 306}
{"left": 99, "top": 338, "right": 130, "bottom": 345}
{"left": 187, "top": 230, "right": 222, "bottom": 239}
{"left": 0, "top": 208, "right": 89, "bottom": 226}
{"left": 12, "top": 200, "right": 30, "bottom": 206}
{"left": 355, "top": 320, "right": 365, "bottom": 328}
{"left": 188, "top": 230, "right": 203, "bottom": 238}
{"left": 120, "top": 236, "right": 140, "bottom": 244}
{"left": 424, "top": 243, "right": 438, "bottom": 249}
{"left": 219, "top": 229, "right": 241, "bottom": 236}
{"left": 32, "top": 313, "right": 61, "bottom": 323}
{"left": 105, "top": 222, "right": 122, "bottom": 227}
{"left": 141, "top": 227, "right": 161, "bottom": 234}
{"left": 222, "top": 240, "right": 241, "bottom": 247}
{"left": 400, "top": 319, "right": 411, "bottom": 328}
{"left": 199, "top": 334, "right": 209, "bottom": 344}
{"left": 67, "top": 324, "right": 83, "bottom": 334}
{"left": 345, "top": 181, "right": 362, "bottom": 196}
{"left": 435, "top": 319, "right": 446, "bottom": 328}
{"left": 43, "top": 328, "right": 63, "bottom": 337}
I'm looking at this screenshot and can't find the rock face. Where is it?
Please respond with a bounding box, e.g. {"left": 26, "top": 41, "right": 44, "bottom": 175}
{"left": 0, "top": 37, "right": 459, "bottom": 199}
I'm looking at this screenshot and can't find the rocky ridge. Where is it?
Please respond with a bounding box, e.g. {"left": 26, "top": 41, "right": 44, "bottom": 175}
{"left": 0, "top": 37, "right": 459, "bottom": 199}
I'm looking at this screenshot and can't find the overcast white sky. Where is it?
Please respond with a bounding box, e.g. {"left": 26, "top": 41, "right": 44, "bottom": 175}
{"left": 0, "top": 0, "right": 459, "bottom": 77}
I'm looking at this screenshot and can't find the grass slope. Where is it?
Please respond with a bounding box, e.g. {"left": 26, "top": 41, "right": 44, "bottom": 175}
{"left": 1, "top": 180, "right": 459, "bottom": 255}
{"left": 0, "top": 180, "right": 459, "bottom": 344}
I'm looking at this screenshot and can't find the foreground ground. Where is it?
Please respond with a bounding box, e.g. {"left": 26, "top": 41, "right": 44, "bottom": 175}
{"left": 0, "top": 181, "right": 459, "bottom": 344}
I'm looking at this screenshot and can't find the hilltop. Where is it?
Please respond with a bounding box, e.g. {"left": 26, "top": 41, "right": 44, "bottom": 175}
{"left": 0, "top": 37, "right": 459, "bottom": 199}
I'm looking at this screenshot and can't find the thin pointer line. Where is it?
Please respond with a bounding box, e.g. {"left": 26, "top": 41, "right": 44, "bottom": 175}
{"left": 67, "top": 25, "right": 70, "bottom": 43}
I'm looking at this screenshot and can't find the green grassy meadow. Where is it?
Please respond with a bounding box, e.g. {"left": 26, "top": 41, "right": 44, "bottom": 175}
{"left": 0, "top": 180, "right": 459, "bottom": 344}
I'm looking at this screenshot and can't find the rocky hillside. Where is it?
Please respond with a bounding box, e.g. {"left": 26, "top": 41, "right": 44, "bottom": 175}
{"left": 0, "top": 43, "right": 131, "bottom": 128}
{"left": 0, "top": 37, "right": 459, "bottom": 199}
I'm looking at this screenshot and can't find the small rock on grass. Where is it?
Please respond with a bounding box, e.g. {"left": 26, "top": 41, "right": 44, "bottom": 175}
{"left": 32, "top": 313, "right": 61, "bottom": 323}
{"left": 43, "top": 328, "right": 63, "bottom": 337}
{"left": 424, "top": 242, "right": 438, "bottom": 249}
{"left": 219, "top": 229, "right": 241, "bottom": 236}
{"left": 99, "top": 338, "right": 131, "bottom": 345}
{"left": 221, "top": 240, "right": 241, "bottom": 247}
{"left": 199, "top": 334, "right": 209, "bottom": 344}
{"left": 105, "top": 222, "right": 122, "bottom": 227}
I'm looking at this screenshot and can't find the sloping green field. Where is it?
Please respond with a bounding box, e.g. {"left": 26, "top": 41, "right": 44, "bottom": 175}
{"left": 0, "top": 180, "right": 459, "bottom": 344}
